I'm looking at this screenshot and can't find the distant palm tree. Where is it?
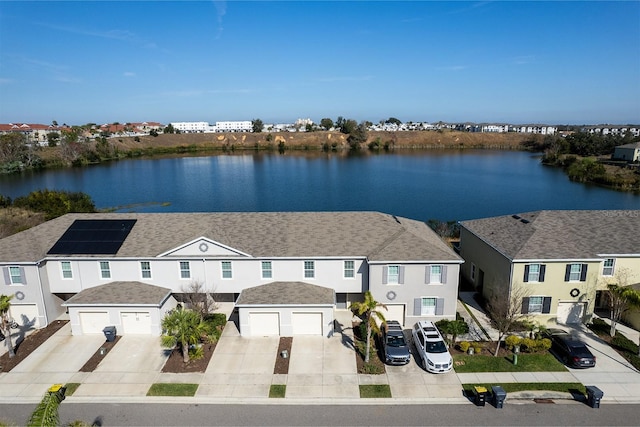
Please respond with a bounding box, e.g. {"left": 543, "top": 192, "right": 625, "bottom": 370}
{"left": 160, "top": 306, "right": 208, "bottom": 363}
{"left": 27, "top": 388, "right": 64, "bottom": 427}
{"left": 0, "top": 294, "right": 15, "bottom": 358}
{"left": 350, "top": 291, "right": 387, "bottom": 363}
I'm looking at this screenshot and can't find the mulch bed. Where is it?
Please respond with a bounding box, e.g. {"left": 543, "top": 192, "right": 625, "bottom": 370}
{"left": 161, "top": 343, "right": 217, "bottom": 373}
{"left": 352, "top": 322, "right": 386, "bottom": 374}
{"left": 79, "top": 336, "right": 122, "bottom": 372}
{"left": 274, "top": 337, "right": 292, "bottom": 374}
{"left": 0, "top": 320, "right": 69, "bottom": 373}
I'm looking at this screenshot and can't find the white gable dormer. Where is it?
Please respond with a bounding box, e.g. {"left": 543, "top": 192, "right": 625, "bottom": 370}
{"left": 158, "top": 237, "right": 251, "bottom": 258}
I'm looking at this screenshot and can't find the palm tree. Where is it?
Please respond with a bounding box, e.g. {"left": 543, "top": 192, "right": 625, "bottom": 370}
{"left": 0, "top": 294, "right": 15, "bottom": 358}
{"left": 160, "top": 306, "right": 208, "bottom": 363}
{"left": 27, "top": 388, "right": 64, "bottom": 427}
{"left": 607, "top": 283, "right": 640, "bottom": 337}
{"left": 350, "top": 291, "right": 387, "bottom": 363}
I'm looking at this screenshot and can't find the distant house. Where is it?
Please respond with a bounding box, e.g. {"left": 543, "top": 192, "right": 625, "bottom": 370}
{"left": 612, "top": 142, "right": 640, "bottom": 162}
{"left": 458, "top": 210, "right": 640, "bottom": 326}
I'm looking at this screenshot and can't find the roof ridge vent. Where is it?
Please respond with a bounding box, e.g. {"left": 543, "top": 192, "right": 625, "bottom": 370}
{"left": 512, "top": 215, "right": 521, "bottom": 220}
{"left": 520, "top": 219, "right": 530, "bottom": 224}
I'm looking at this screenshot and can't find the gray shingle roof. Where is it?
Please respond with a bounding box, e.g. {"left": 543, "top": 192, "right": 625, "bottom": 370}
{"left": 62, "top": 281, "right": 172, "bottom": 306}
{"left": 460, "top": 210, "right": 640, "bottom": 260}
{"left": 0, "top": 212, "right": 461, "bottom": 263}
{"left": 236, "top": 281, "right": 335, "bottom": 305}
{"left": 616, "top": 142, "right": 640, "bottom": 149}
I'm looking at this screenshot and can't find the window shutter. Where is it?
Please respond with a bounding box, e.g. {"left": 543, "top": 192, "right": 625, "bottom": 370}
{"left": 414, "top": 298, "right": 422, "bottom": 316}
{"left": 435, "top": 298, "right": 445, "bottom": 315}
{"left": 521, "top": 297, "right": 530, "bottom": 314}
{"left": 564, "top": 265, "right": 571, "bottom": 282}
{"left": 523, "top": 265, "right": 530, "bottom": 282}
{"left": 382, "top": 266, "right": 388, "bottom": 284}
{"left": 2, "top": 268, "right": 10, "bottom": 285}
{"left": 441, "top": 265, "right": 447, "bottom": 284}
{"left": 542, "top": 297, "right": 552, "bottom": 314}
{"left": 398, "top": 266, "right": 405, "bottom": 284}
{"left": 425, "top": 266, "right": 430, "bottom": 284}
{"left": 539, "top": 265, "right": 546, "bottom": 282}
{"left": 19, "top": 267, "right": 26, "bottom": 284}
{"left": 580, "top": 264, "right": 588, "bottom": 282}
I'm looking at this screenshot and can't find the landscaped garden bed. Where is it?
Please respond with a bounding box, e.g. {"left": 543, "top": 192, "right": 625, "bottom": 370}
{"left": 0, "top": 320, "right": 68, "bottom": 372}
{"left": 588, "top": 318, "right": 640, "bottom": 370}
{"left": 274, "top": 336, "right": 292, "bottom": 374}
{"left": 79, "top": 335, "right": 122, "bottom": 372}
{"left": 352, "top": 321, "right": 386, "bottom": 374}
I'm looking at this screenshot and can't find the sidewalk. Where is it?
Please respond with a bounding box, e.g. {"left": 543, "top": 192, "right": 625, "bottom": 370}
{"left": 457, "top": 292, "right": 500, "bottom": 341}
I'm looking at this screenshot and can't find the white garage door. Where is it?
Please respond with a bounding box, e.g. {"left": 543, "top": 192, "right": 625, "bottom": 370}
{"left": 557, "top": 302, "right": 585, "bottom": 324}
{"left": 384, "top": 304, "right": 405, "bottom": 326}
{"left": 292, "top": 312, "right": 323, "bottom": 335}
{"left": 79, "top": 312, "right": 110, "bottom": 334}
{"left": 9, "top": 304, "right": 40, "bottom": 328}
{"left": 249, "top": 312, "right": 280, "bottom": 336}
{"left": 121, "top": 312, "right": 151, "bottom": 334}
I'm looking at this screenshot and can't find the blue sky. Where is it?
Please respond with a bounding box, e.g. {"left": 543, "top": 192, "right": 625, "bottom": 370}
{"left": 1, "top": 1, "right": 639, "bottom": 126}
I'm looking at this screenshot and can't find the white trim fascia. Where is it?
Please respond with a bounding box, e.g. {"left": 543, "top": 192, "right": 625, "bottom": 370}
{"left": 62, "top": 302, "right": 164, "bottom": 308}
{"left": 157, "top": 236, "right": 252, "bottom": 258}
{"left": 367, "top": 260, "right": 463, "bottom": 265}
{"left": 236, "top": 304, "right": 335, "bottom": 308}
{"left": 513, "top": 258, "right": 604, "bottom": 263}
{"left": 596, "top": 253, "right": 640, "bottom": 258}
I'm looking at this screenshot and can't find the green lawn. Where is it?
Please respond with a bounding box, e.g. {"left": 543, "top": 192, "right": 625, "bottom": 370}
{"left": 269, "top": 384, "right": 286, "bottom": 398}
{"left": 359, "top": 384, "right": 392, "bottom": 398}
{"left": 146, "top": 383, "right": 198, "bottom": 396}
{"left": 462, "top": 382, "right": 586, "bottom": 395}
{"left": 453, "top": 353, "right": 567, "bottom": 373}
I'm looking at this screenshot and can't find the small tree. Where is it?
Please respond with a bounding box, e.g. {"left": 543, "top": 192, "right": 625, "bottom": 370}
{"left": 180, "top": 279, "right": 218, "bottom": 319}
{"left": 436, "top": 318, "right": 469, "bottom": 347}
{"left": 485, "top": 286, "right": 529, "bottom": 357}
{"left": 0, "top": 294, "right": 15, "bottom": 358}
{"left": 251, "top": 119, "right": 264, "bottom": 133}
{"left": 606, "top": 268, "right": 640, "bottom": 336}
{"left": 350, "top": 291, "right": 387, "bottom": 363}
{"left": 160, "top": 306, "right": 208, "bottom": 363}
{"left": 320, "top": 118, "right": 334, "bottom": 130}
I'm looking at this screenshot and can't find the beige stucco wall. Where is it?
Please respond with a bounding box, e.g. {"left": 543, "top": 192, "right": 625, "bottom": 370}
{"left": 459, "top": 228, "right": 512, "bottom": 299}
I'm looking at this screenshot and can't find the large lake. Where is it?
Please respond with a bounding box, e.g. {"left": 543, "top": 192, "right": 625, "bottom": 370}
{"left": 1, "top": 150, "right": 639, "bottom": 221}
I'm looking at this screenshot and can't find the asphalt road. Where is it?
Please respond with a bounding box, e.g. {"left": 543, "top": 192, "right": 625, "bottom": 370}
{"left": 2, "top": 402, "right": 639, "bottom": 426}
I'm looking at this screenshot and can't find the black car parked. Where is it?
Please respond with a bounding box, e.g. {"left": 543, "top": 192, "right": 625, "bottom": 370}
{"left": 542, "top": 328, "right": 596, "bottom": 369}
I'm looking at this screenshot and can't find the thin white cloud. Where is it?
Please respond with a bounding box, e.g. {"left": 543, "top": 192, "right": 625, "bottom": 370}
{"left": 513, "top": 55, "right": 535, "bottom": 65}
{"left": 36, "top": 22, "right": 161, "bottom": 51}
{"left": 160, "top": 88, "right": 253, "bottom": 98}
{"left": 16, "top": 56, "right": 80, "bottom": 83}
{"left": 123, "top": 72, "right": 136, "bottom": 77}
{"left": 435, "top": 65, "right": 468, "bottom": 71}
{"left": 0, "top": 78, "right": 13, "bottom": 85}
{"left": 213, "top": 0, "right": 226, "bottom": 39}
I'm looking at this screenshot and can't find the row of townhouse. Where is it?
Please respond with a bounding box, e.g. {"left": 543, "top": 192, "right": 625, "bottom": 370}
{"left": 583, "top": 126, "right": 640, "bottom": 138}
{"left": 2, "top": 209, "right": 638, "bottom": 338}
{"left": 170, "top": 121, "right": 253, "bottom": 133}
{"left": 0, "top": 123, "right": 69, "bottom": 146}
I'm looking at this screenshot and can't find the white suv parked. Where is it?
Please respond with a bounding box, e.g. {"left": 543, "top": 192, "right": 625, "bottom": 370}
{"left": 411, "top": 321, "right": 453, "bottom": 373}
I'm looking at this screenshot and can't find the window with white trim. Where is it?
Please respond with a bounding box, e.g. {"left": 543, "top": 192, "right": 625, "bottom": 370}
{"left": 421, "top": 297, "right": 436, "bottom": 316}
{"left": 430, "top": 265, "right": 442, "bottom": 283}
{"left": 61, "top": 261, "right": 73, "bottom": 279}
{"left": 179, "top": 261, "right": 190, "bottom": 279}
{"left": 261, "top": 261, "right": 272, "bottom": 279}
{"left": 9, "top": 266, "right": 23, "bottom": 284}
{"left": 603, "top": 258, "right": 615, "bottom": 276}
{"left": 304, "top": 261, "right": 315, "bottom": 279}
{"left": 568, "top": 264, "right": 582, "bottom": 281}
{"left": 344, "top": 260, "right": 355, "bottom": 278}
{"left": 528, "top": 264, "right": 541, "bottom": 282}
{"left": 140, "top": 261, "right": 151, "bottom": 279}
{"left": 99, "top": 261, "right": 111, "bottom": 279}
{"left": 387, "top": 265, "right": 399, "bottom": 284}
{"left": 528, "top": 296, "right": 544, "bottom": 314}
{"left": 221, "top": 261, "right": 232, "bottom": 279}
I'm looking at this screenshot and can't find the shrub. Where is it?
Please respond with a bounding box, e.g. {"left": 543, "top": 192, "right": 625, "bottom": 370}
{"left": 505, "top": 335, "right": 522, "bottom": 351}
{"left": 537, "top": 338, "right": 552, "bottom": 352}
{"left": 520, "top": 338, "right": 536, "bottom": 352}
{"left": 459, "top": 341, "right": 470, "bottom": 352}
{"left": 471, "top": 342, "right": 484, "bottom": 354}
{"left": 611, "top": 334, "right": 638, "bottom": 354}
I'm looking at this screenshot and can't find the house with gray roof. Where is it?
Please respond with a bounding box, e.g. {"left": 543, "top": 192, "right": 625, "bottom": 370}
{"left": 612, "top": 142, "right": 640, "bottom": 163}
{"left": 458, "top": 210, "right": 640, "bottom": 325}
{"left": 0, "top": 211, "right": 462, "bottom": 337}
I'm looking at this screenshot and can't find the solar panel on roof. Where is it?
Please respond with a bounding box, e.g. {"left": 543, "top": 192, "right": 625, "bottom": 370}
{"left": 48, "top": 219, "right": 137, "bottom": 255}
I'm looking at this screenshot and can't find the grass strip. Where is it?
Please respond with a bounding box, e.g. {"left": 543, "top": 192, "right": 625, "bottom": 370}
{"left": 63, "top": 383, "right": 81, "bottom": 396}
{"left": 459, "top": 300, "right": 491, "bottom": 340}
{"left": 453, "top": 353, "right": 567, "bottom": 373}
{"left": 269, "top": 384, "right": 286, "bottom": 398}
{"left": 146, "top": 383, "right": 198, "bottom": 397}
{"left": 462, "top": 382, "right": 585, "bottom": 395}
{"left": 359, "top": 384, "right": 391, "bottom": 398}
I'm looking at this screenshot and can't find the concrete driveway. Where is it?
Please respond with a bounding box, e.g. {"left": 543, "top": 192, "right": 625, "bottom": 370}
{"left": 0, "top": 323, "right": 105, "bottom": 400}
{"left": 562, "top": 324, "right": 640, "bottom": 402}
{"left": 74, "top": 335, "right": 170, "bottom": 398}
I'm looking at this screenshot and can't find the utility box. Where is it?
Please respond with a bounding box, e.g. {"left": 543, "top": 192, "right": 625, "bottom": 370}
{"left": 491, "top": 385, "right": 506, "bottom": 408}
{"left": 474, "top": 386, "right": 487, "bottom": 407}
{"left": 48, "top": 384, "right": 66, "bottom": 401}
{"left": 103, "top": 326, "right": 117, "bottom": 342}
{"left": 585, "top": 385, "right": 603, "bottom": 408}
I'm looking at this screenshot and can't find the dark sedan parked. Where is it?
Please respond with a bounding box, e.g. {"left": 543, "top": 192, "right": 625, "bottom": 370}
{"left": 542, "top": 328, "right": 596, "bottom": 369}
